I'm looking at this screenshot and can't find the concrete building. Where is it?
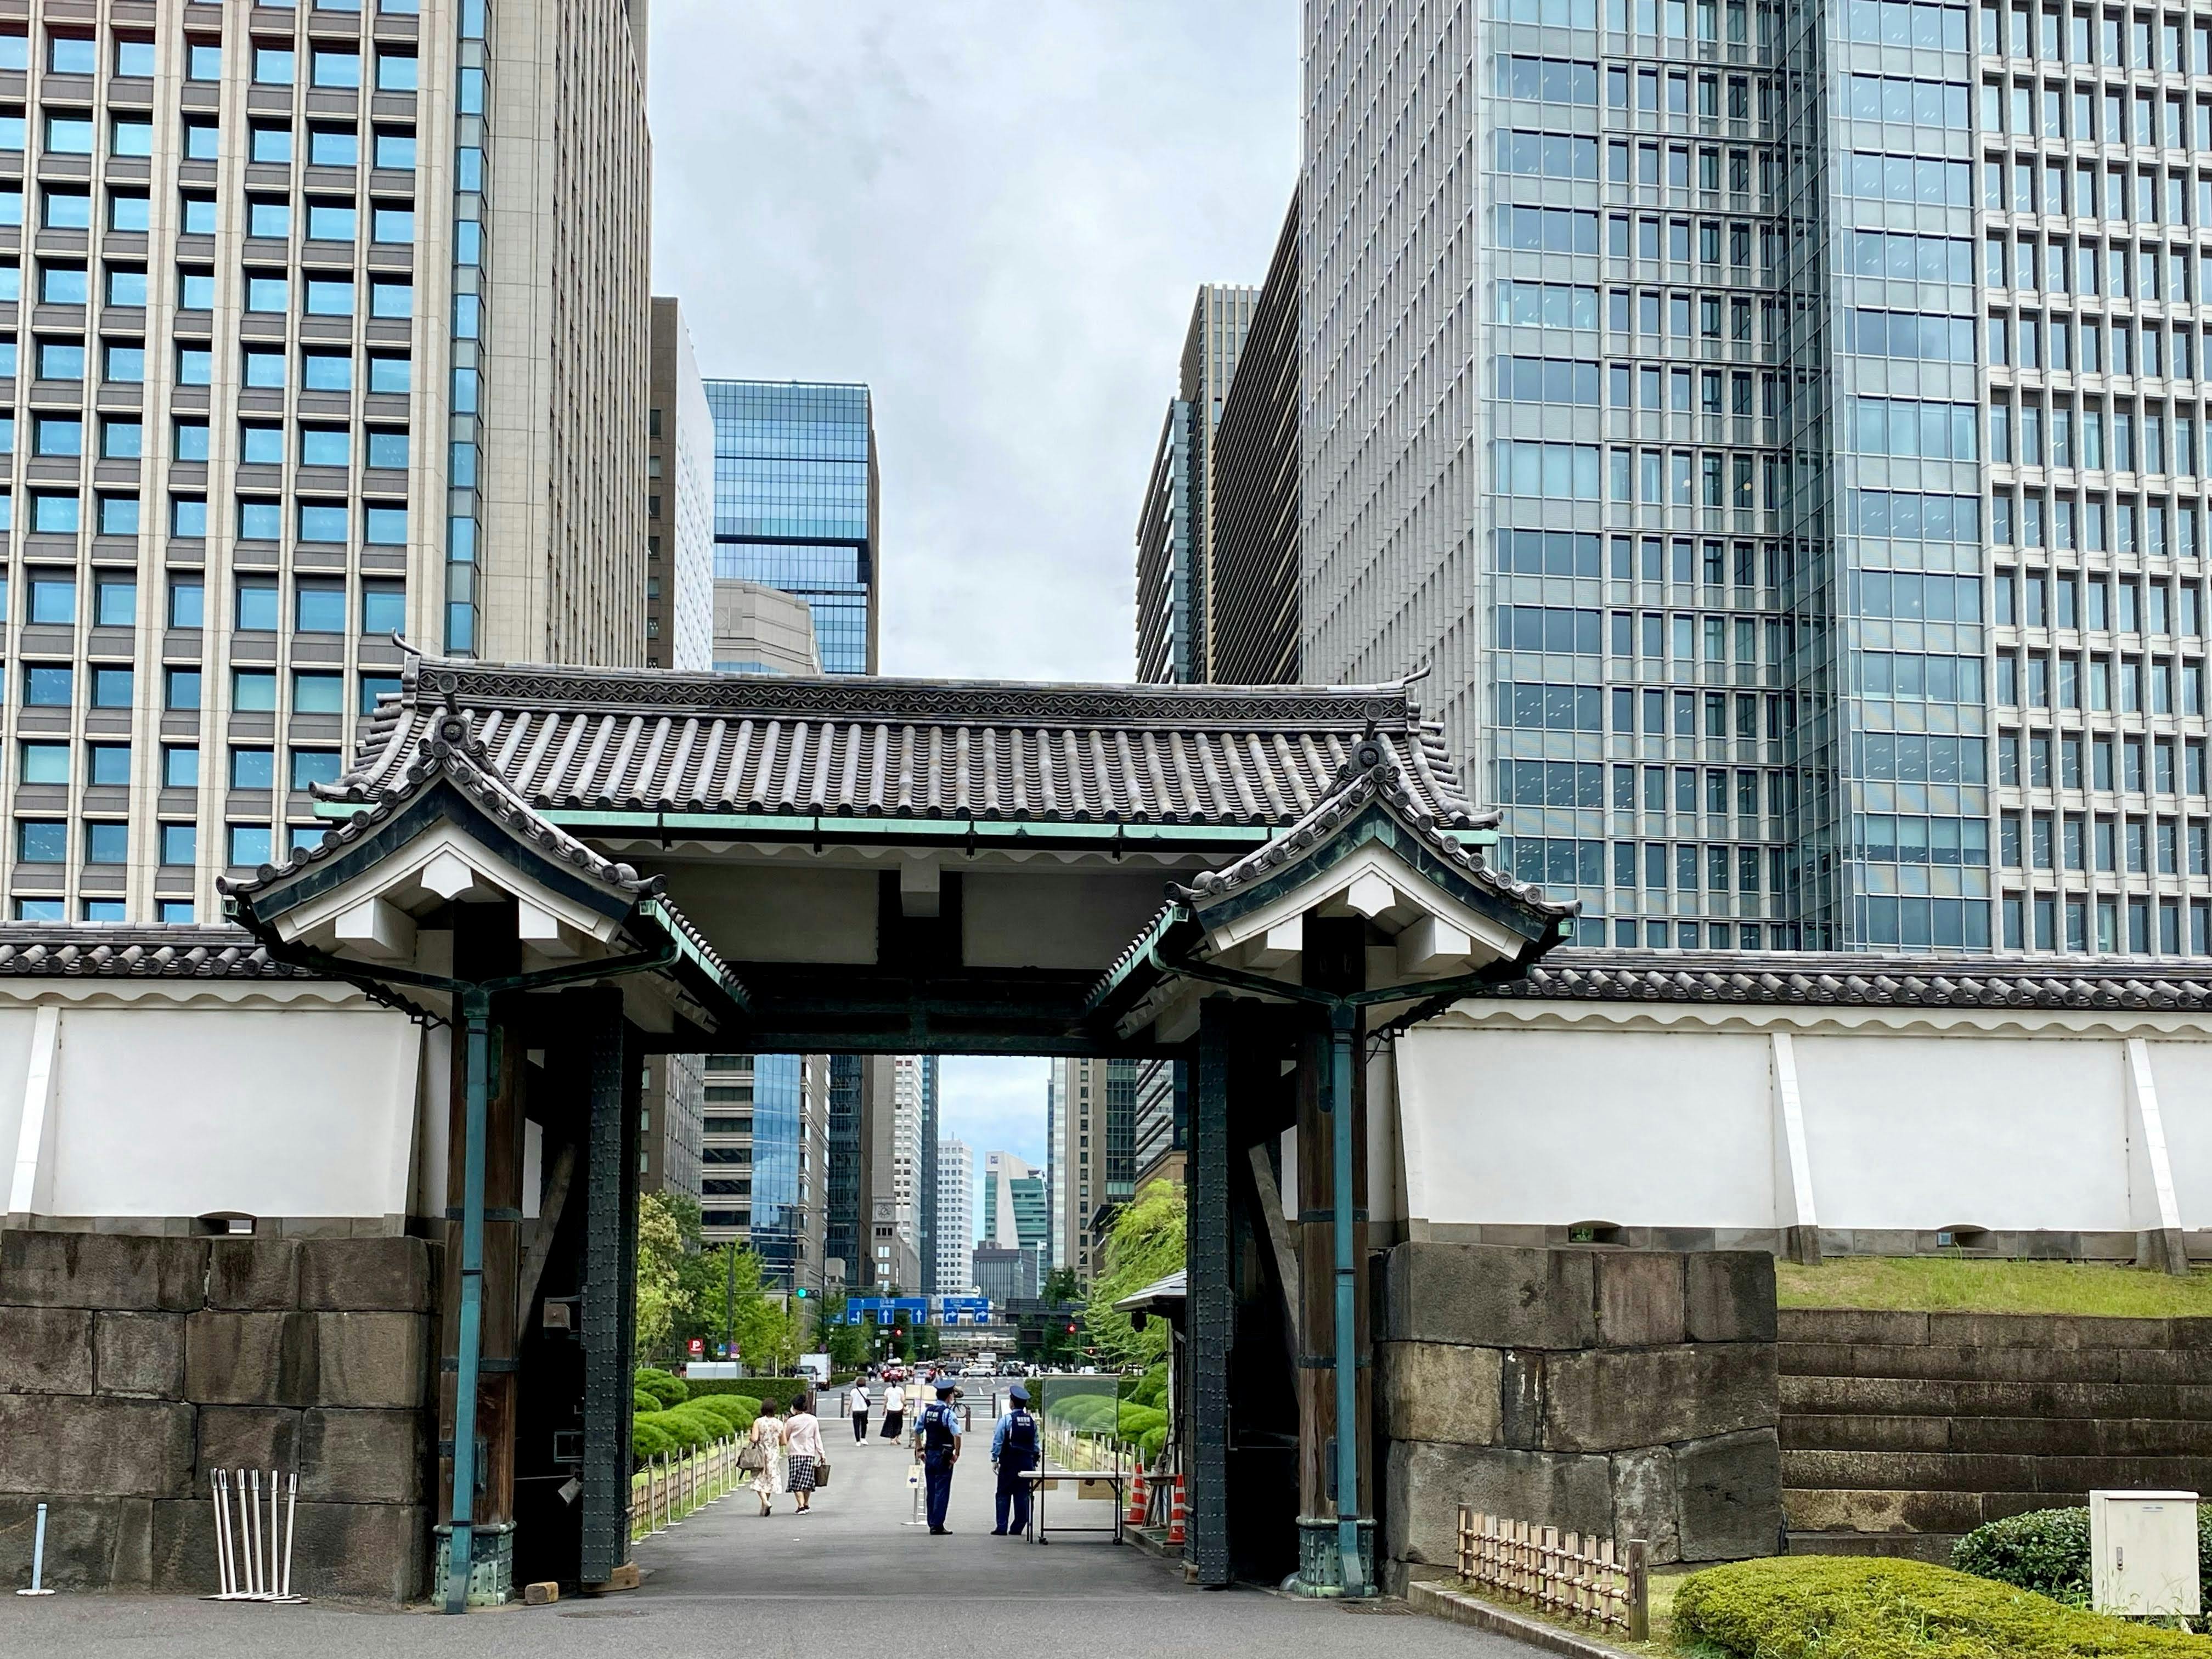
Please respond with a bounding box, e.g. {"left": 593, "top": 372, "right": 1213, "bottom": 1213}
{"left": 823, "top": 1052, "right": 866, "bottom": 1290}
{"left": 1049, "top": 1058, "right": 1146, "bottom": 1279}
{"left": 646, "top": 297, "right": 712, "bottom": 670}
{"left": 935, "top": 1137, "right": 974, "bottom": 1295}
{"left": 1210, "top": 193, "right": 1302, "bottom": 687}
{"left": 705, "top": 379, "right": 878, "bottom": 674}
{"left": 711, "top": 577, "right": 819, "bottom": 674}
{"left": 1131, "top": 1057, "right": 1184, "bottom": 1194}
{"left": 1135, "top": 285, "right": 1257, "bottom": 686}
{"left": 698, "top": 1052, "right": 829, "bottom": 1296}
{"left": 0, "top": 1, "right": 651, "bottom": 927}
{"left": 980, "top": 1147, "right": 1047, "bottom": 1271}
{"left": 641, "top": 1050, "right": 702, "bottom": 1200}
{"left": 971, "top": 1242, "right": 1040, "bottom": 1306}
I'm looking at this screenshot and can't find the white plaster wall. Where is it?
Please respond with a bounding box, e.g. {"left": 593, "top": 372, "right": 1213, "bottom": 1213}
{"left": 0, "top": 1005, "right": 44, "bottom": 1191}
{"left": 1792, "top": 1034, "right": 2131, "bottom": 1232}
{"left": 42, "top": 1006, "right": 420, "bottom": 1221}
{"left": 1396, "top": 1025, "right": 1779, "bottom": 1228}
{"left": 2148, "top": 1041, "right": 2212, "bottom": 1231}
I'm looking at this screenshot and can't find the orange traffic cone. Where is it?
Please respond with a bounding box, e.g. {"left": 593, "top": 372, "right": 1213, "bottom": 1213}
{"left": 1166, "top": 1473, "right": 1186, "bottom": 1546}
{"left": 1127, "top": 1460, "right": 1148, "bottom": 1528}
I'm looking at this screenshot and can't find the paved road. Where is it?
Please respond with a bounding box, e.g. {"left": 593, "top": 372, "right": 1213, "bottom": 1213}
{"left": 0, "top": 1408, "right": 1538, "bottom": 1658}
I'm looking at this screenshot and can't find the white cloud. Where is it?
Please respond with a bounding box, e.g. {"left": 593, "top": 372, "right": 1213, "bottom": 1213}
{"left": 646, "top": 1, "right": 1297, "bottom": 682}
{"left": 936, "top": 1054, "right": 1051, "bottom": 1173}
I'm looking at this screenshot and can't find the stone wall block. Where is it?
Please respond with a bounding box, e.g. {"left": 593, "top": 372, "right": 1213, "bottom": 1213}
{"left": 288, "top": 1502, "right": 426, "bottom": 1602}
{"left": 0, "top": 1230, "right": 207, "bottom": 1311}
{"left": 314, "top": 1312, "right": 429, "bottom": 1409}
{"left": 1379, "top": 1342, "right": 1502, "bottom": 1447}
{"left": 1775, "top": 1307, "right": 1927, "bottom": 1347}
{"left": 1593, "top": 1252, "right": 1685, "bottom": 1348}
{"left": 298, "top": 1238, "right": 432, "bottom": 1313}
{"left": 1385, "top": 1440, "right": 1613, "bottom": 1567}
{"left": 207, "top": 1237, "right": 300, "bottom": 1311}
{"left": 1608, "top": 1444, "right": 1683, "bottom": 1564}
{"left": 300, "top": 1408, "right": 425, "bottom": 1504}
{"left": 1923, "top": 1313, "right": 2171, "bottom": 1352}
{"left": 148, "top": 1497, "right": 218, "bottom": 1595}
{"left": 0, "top": 1394, "right": 194, "bottom": 1497}
{"left": 0, "top": 1494, "right": 120, "bottom": 1588}
{"left": 194, "top": 1406, "right": 303, "bottom": 1496}
{"left": 1497, "top": 1349, "right": 1548, "bottom": 1451}
{"left": 1677, "top": 1428, "right": 1783, "bottom": 1561}
{"left": 1685, "top": 1252, "right": 1777, "bottom": 1344}
{"left": 1541, "top": 1344, "right": 1778, "bottom": 1453}
{"left": 1384, "top": 1243, "right": 1596, "bottom": 1348}
{"left": 94, "top": 1311, "right": 185, "bottom": 1399}
{"left": 184, "top": 1311, "right": 320, "bottom": 1407}
{"left": 0, "top": 1306, "right": 92, "bottom": 1393}
{"left": 1783, "top": 1484, "right": 1986, "bottom": 1536}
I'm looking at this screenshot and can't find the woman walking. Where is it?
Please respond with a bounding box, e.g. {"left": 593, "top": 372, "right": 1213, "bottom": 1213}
{"left": 747, "top": 1400, "right": 787, "bottom": 1517}
{"left": 879, "top": 1378, "right": 905, "bottom": 1441}
{"left": 784, "top": 1393, "right": 826, "bottom": 1514}
{"left": 849, "top": 1377, "right": 871, "bottom": 1443}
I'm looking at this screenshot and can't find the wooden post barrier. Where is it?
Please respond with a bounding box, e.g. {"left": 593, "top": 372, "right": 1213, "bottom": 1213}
{"left": 1454, "top": 1506, "right": 1647, "bottom": 1641}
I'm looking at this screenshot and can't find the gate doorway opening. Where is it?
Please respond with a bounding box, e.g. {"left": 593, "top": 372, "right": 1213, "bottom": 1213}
{"left": 221, "top": 655, "right": 1570, "bottom": 1606}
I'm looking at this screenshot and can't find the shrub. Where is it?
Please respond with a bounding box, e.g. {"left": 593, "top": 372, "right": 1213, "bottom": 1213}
{"left": 1954, "top": 1505, "right": 2212, "bottom": 1615}
{"left": 631, "top": 1418, "right": 676, "bottom": 1464}
{"left": 635, "top": 1369, "right": 687, "bottom": 1409}
{"left": 635, "top": 1408, "right": 713, "bottom": 1453}
{"left": 685, "top": 1393, "right": 758, "bottom": 1435}
{"left": 684, "top": 1377, "right": 817, "bottom": 1414}
{"left": 1137, "top": 1425, "right": 1167, "bottom": 1465}
{"left": 1674, "top": 1556, "right": 2212, "bottom": 1658}
{"left": 1131, "top": 1365, "right": 1168, "bottom": 1408}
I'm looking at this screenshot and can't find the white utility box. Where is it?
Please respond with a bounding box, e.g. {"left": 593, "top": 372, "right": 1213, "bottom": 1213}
{"left": 2090, "top": 1490, "right": 2202, "bottom": 1616}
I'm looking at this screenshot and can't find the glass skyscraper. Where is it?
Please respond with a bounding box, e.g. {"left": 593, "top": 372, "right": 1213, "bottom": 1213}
{"left": 704, "top": 379, "right": 879, "bottom": 674}
{"left": 1300, "top": 0, "right": 2212, "bottom": 956}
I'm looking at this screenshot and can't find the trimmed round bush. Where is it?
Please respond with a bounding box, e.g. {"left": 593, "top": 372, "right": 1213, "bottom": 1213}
{"left": 1137, "top": 1425, "right": 1167, "bottom": 1466}
{"left": 633, "top": 1389, "right": 658, "bottom": 1415}
{"left": 634, "top": 1369, "right": 687, "bottom": 1409}
{"left": 1674, "top": 1555, "right": 2212, "bottom": 1658}
{"left": 1954, "top": 1504, "right": 2212, "bottom": 1615}
{"left": 631, "top": 1418, "right": 676, "bottom": 1464}
{"left": 635, "top": 1407, "right": 711, "bottom": 1452}
{"left": 1131, "top": 1365, "right": 1167, "bottom": 1408}
{"left": 685, "top": 1393, "right": 757, "bottom": 1436}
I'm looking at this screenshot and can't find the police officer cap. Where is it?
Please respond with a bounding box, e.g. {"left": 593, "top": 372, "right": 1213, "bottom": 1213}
{"left": 935, "top": 1379, "right": 958, "bottom": 1396}
{"left": 1009, "top": 1383, "right": 1030, "bottom": 1404}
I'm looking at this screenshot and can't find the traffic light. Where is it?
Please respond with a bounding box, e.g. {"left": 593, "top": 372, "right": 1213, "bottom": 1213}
{"left": 794, "top": 1288, "right": 809, "bottom": 1299}
{"left": 1065, "top": 1322, "right": 1076, "bottom": 1334}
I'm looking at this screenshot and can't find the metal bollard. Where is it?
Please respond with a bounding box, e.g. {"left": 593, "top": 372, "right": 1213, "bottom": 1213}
{"left": 15, "top": 1502, "right": 54, "bottom": 1595}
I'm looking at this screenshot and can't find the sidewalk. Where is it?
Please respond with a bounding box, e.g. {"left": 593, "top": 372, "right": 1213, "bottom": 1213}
{"left": 0, "top": 1427, "right": 1544, "bottom": 1657}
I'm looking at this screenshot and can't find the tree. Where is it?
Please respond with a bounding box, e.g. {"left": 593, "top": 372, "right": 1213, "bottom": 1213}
{"left": 1084, "top": 1179, "right": 1184, "bottom": 1367}
{"left": 1042, "top": 1266, "right": 1082, "bottom": 1305}
{"left": 821, "top": 1293, "right": 870, "bottom": 1373}
{"left": 633, "top": 1192, "right": 689, "bottom": 1359}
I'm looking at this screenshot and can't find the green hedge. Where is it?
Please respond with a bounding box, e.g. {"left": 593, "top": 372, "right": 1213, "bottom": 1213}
{"left": 684, "top": 1376, "right": 837, "bottom": 1413}
{"left": 684, "top": 1393, "right": 761, "bottom": 1435}
{"left": 1674, "top": 1556, "right": 2212, "bottom": 1658}
{"left": 632, "top": 1418, "right": 676, "bottom": 1463}
{"left": 1954, "top": 1505, "right": 2212, "bottom": 1615}
{"left": 1046, "top": 1393, "right": 1165, "bottom": 1444}
{"left": 634, "top": 1369, "right": 687, "bottom": 1409}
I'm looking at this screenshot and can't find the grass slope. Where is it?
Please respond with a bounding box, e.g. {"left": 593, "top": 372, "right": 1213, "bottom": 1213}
{"left": 1776, "top": 1256, "right": 2212, "bottom": 1317}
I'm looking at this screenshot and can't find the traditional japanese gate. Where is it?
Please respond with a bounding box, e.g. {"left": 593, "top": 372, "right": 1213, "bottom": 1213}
{"left": 221, "top": 655, "right": 1572, "bottom": 1606}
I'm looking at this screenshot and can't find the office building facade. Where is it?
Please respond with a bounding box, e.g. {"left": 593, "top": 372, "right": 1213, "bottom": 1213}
{"left": 1135, "top": 285, "right": 1257, "bottom": 685}
{"left": 699, "top": 1052, "right": 830, "bottom": 1296}
{"left": 1131, "top": 1057, "right": 1184, "bottom": 1193}
{"left": 0, "top": 1, "right": 649, "bottom": 924}
{"left": 934, "top": 1137, "right": 973, "bottom": 1296}
{"left": 641, "top": 1049, "right": 702, "bottom": 1200}
{"left": 705, "top": 378, "right": 878, "bottom": 675}
{"left": 980, "top": 1149, "right": 1047, "bottom": 1255}
{"left": 1300, "top": 0, "right": 2212, "bottom": 955}
{"left": 1047, "top": 1055, "right": 1149, "bottom": 1280}
{"left": 646, "top": 296, "right": 712, "bottom": 670}
{"left": 970, "top": 1242, "right": 1038, "bottom": 1306}
{"left": 1211, "top": 193, "right": 1304, "bottom": 686}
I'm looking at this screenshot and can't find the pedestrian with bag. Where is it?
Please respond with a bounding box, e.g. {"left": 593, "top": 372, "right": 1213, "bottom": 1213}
{"left": 783, "top": 1393, "right": 827, "bottom": 1514}
{"left": 916, "top": 1379, "right": 962, "bottom": 1534}
{"left": 745, "top": 1399, "right": 786, "bottom": 1516}
{"left": 989, "top": 1382, "right": 1040, "bottom": 1537}
{"left": 879, "top": 1378, "right": 905, "bottom": 1440}
{"left": 849, "top": 1377, "right": 871, "bottom": 1443}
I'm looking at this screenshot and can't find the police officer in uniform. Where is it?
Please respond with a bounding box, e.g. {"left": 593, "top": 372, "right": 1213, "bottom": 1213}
{"left": 916, "top": 1379, "right": 962, "bottom": 1533}
{"left": 990, "top": 1383, "right": 1040, "bottom": 1537}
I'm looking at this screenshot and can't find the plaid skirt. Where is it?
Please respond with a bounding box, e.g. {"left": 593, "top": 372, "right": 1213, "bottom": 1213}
{"left": 786, "top": 1454, "right": 817, "bottom": 1493}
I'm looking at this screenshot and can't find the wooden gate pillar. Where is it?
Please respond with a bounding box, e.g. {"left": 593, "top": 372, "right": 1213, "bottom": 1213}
{"left": 577, "top": 988, "right": 640, "bottom": 1589}
{"left": 1187, "top": 997, "right": 1234, "bottom": 1585}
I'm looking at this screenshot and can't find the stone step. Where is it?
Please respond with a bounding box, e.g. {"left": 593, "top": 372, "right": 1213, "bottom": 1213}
{"left": 1786, "top": 1530, "right": 1959, "bottom": 1564}
{"left": 1782, "top": 1447, "right": 2212, "bottom": 1495}
{"left": 1778, "top": 1310, "right": 2198, "bottom": 1351}
{"left": 1780, "top": 1341, "right": 2209, "bottom": 1387}
{"left": 1782, "top": 1486, "right": 2058, "bottom": 1537}
{"left": 1784, "top": 1412, "right": 2212, "bottom": 1459}
{"left": 1779, "top": 1372, "right": 2212, "bottom": 1421}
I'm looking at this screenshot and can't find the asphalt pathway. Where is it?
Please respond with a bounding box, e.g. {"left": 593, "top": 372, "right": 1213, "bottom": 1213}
{"left": 0, "top": 1398, "right": 1540, "bottom": 1658}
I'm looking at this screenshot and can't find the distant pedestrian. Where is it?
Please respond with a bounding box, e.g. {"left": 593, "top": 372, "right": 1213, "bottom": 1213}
{"left": 990, "top": 1383, "right": 1040, "bottom": 1537}
{"left": 880, "top": 1379, "right": 906, "bottom": 1440}
{"left": 784, "top": 1393, "right": 826, "bottom": 1514}
{"left": 917, "top": 1379, "right": 962, "bottom": 1534}
{"left": 748, "top": 1400, "right": 787, "bottom": 1516}
{"left": 850, "top": 1378, "right": 872, "bottom": 1443}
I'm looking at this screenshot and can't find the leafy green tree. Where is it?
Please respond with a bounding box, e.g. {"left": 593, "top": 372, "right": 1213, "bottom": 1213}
{"left": 633, "top": 1193, "right": 689, "bottom": 1359}
{"left": 821, "top": 1293, "right": 870, "bottom": 1373}
{"left": 1084, "top": 1180, "right": 1184, "bottom": 1367}
{"left": 1043, "top": 1266, "right": 1082, "bottom": 1304}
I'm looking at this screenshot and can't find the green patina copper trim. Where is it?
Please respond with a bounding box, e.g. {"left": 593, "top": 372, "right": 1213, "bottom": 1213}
{"left": 631, "top": 895, "right": 752, "bottom": 1014}
{"left": 1081, "top": 903, "right": 1192, "bottom": 1015}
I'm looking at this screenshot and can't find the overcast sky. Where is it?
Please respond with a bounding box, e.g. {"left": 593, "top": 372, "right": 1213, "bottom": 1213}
{"left": 648, "top": 4, "right": 1297, "bottom": 1188}
{"left": 646, "top": 0, "right": 1299, "bottom": 685}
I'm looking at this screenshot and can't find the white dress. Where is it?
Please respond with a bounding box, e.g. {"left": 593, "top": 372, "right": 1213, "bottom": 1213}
{"left": 749, "top": 1415, "right": 787, "bottom": 1499}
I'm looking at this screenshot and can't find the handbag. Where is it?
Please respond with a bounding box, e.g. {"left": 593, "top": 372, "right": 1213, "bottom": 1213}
{"left": 812, "top": 1458, "right": 832, "bottom": 1488}
{"left": 737, "top": 1440, "right": 769, "bottom": 1474}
